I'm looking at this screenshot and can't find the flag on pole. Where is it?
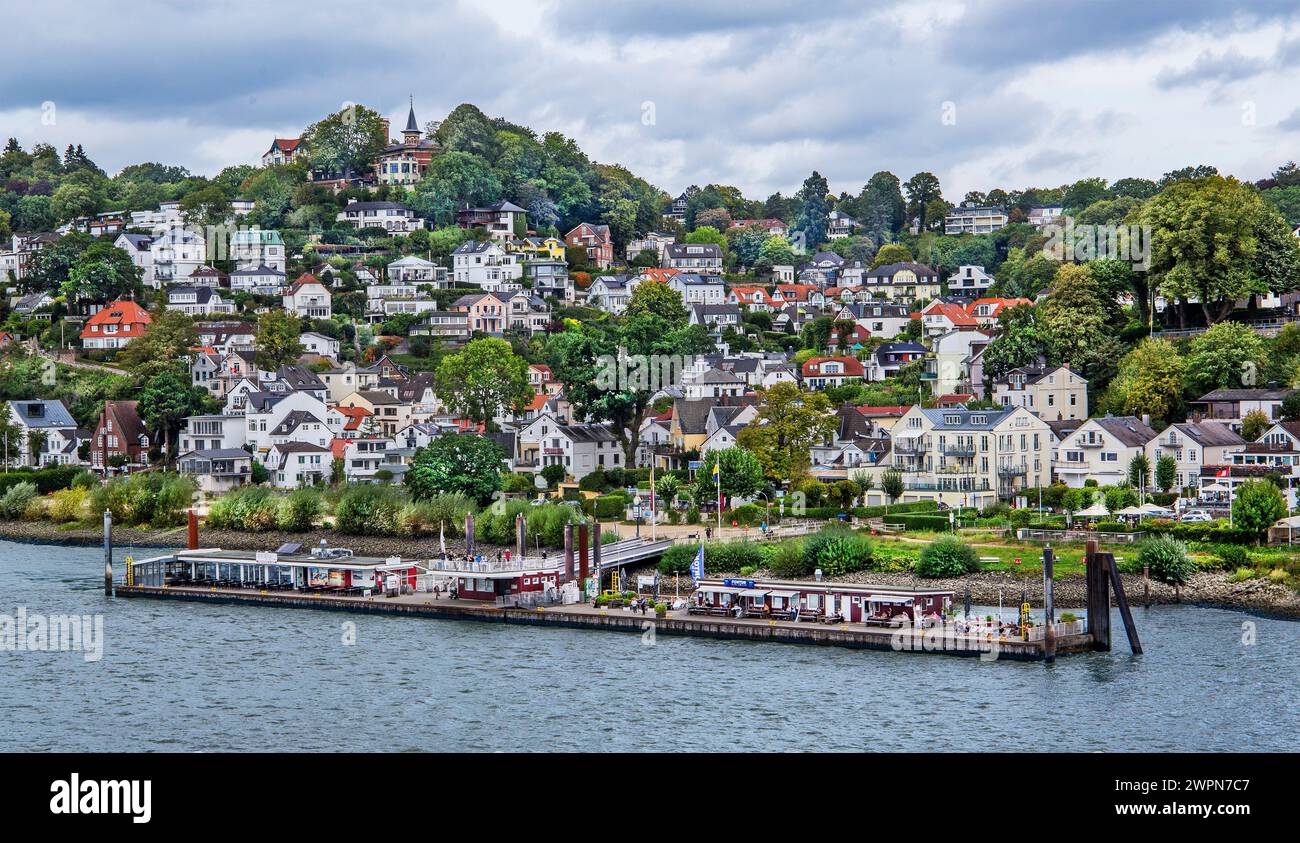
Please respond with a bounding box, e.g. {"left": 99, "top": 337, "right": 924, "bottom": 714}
{"left": 439, "top": 521, "right": 447, "bottom": 555}
{"left": 649, "top": 463, "right": 656, "bottom": 515}
{"left": 690, "top": 541, "right": 705, "bottom": 580}
{"left": 713, "top": 457, "right": 722, "bottom": 527}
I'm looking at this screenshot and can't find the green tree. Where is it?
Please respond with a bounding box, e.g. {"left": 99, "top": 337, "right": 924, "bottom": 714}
{"left": 179, "top": 184, "right": 233, "bottom": 230}
{"left": 1184, "top": 321, "right": 1267, "bottom": 397}
{"left": 435, "top": 337, "right": 531, "bottom": 431}
{"left": 405, "top": 433, "right": 507, "bottom": 506}
{"left": 792, "top": 171, "right": 831, "bottom": 247}
{"left": 1140, "top": 175, "right": 1300, "bottom": 325}
{"left": 1127, "top": 453, "right": 1151, "bottom": 493}
{"left": 255, "top": 309, "right": 304, "bottom": 370}
{"left": 903, "top": 172, "right": 943, "bottom": 231}
{"left": 63, "top": 241, "right": 143, "bottom": 303}
{"left": 118, "top": 309, "right": 197, "bottom": 380}
{"left": 881, "top": 469, "right": 904, "bottom": 508}
{"left": 138, "top": 371, "right": 207, "bottom": 459}
{"left": 1240, "top": 409, "right": 1269, "bottom": 443}
{"left": 1103, "top": 338, "right": 1186, "bottom": 425}
{"left": 736, "top": 382, "right": 838, "bottom": 482}
{"left": 871, "top": 243, "right": 913, "bottom": 267}
{"left": 301, "top": 103, "right": 389, "bottom": 180}
{"left": 695, "top": 446, "right": 763, "bottom": 507}
{"left": 1232, "top": 479, "right": 1287, "bottom": 538}
{"left": 1155, "top": 455, "right": 1177, "bottom": 493}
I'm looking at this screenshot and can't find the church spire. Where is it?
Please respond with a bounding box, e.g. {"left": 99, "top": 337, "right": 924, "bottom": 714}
{"left": 403, "top": 94, "right": 420, "bottom": 137}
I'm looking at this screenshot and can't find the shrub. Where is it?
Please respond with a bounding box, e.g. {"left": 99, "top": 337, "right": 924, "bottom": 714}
{"left": 208, "top": 486, "right": 279, "bottom": 531}
{"left": 764, "top": 539, "right": 808, "bottom": 578}
{"left": 659, "top": 543, "right": 697, "bottom": 575}
{"left": 48, "top": 487, "right": 89, "bottom": 522}
{"left": 802, "top": 527, "right": 873, "bottom": 577}
{"left": 1136, "top": 534, "right": 1194, "bottom": 586}
{"left": 0, "top": 464, "right": 85, "bottom": 495}
{"left": 732, "top": 503, "right": 762, "bottom": 526}
{"left": 335, "top": 485, "right": 405, "bottom": 535}
{"left": 915, "top": 536, "right": 979, "bottom": 578}
{"left": 592, "top": 494, "right": 627, "bottom": 520}
{"left": 22, "top": 495, "right": 46, "bottom": 520}
{"left": 686, "top": 507, "right": 700, "bottom": 525}
{"left": 871, "top": 544, "right": 919, "bottom": 573}
{"left": 0, "top": 482, "right": 39, "bottom": 519}
{"left": 278, "top": 488, "right": 323, "bottom": 532}
{"left": 1212, "top": 544, "right": 1250, "bottom": 571}
{"left": 1228, "top": 567, "right": 1256, "bottom": 583}
{"left": 526, "top": 503, "right": 582, "bottom": 548}
{"left": 475, "top": 498, "right": 532, "bottom": 545}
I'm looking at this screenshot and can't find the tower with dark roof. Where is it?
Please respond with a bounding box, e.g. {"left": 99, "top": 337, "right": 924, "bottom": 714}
{"left": 402, "top": 95, "right": 421, "bottom": 144}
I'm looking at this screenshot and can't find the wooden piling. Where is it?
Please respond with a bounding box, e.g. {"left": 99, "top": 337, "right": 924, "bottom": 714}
{"left": 465, "top": 512, "right": 474, "bottom": 558}
{"left": 563, "top": 523, "right": 574, "bottom": 583}
{"left": 515, "top": 512, "right": 526, "bottom": 561}
{"left": 187, "top": 509, "right": 199, "bottom": 551}
{"left": 1105, "top": 554, "right": 1143, "bottom": 655}
{"left": 1085, "top": 539, "right": 1111, "bottom": 651}
{"left": 1143, "top": 562, "right": 1150, "bottom": 608}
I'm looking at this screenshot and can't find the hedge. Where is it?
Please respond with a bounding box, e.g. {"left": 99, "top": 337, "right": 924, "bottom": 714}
{"left": 593, "top": 493, "right": 629, "bottom": 519}
{"left": 883, "top": 513, "right": 952, "bottom": 531}
{"left": 0, "top": 465, "right": 87, "bottom": 495}
{"left": 797, "top": 500, "right": 939, "bottom": 520}
{"left": 1145, "top": 521, "right": 1260, "bottom": 545}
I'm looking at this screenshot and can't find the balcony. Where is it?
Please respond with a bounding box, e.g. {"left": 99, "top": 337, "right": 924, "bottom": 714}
{"left": 1078, "top": 439, "right": 1103, "bottom": 448}
{"left": 941, "top": 444, "right": 976, "bottom": 457}
{"left": 997, "top": 463, "right": 1028, "bottom": 477}
{"left": 893, "top": 439, "right": 927, "bottom": 455}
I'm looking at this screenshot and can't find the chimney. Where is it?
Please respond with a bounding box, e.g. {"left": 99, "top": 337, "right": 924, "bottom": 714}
{"left": 1142, "top": 414, "right": 1151, "bottom": 427}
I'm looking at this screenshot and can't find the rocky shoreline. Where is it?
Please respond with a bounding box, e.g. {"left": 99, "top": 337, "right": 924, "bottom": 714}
{"left": 0, "top": 519, "right": 485, "bottom": 560}
{"left": 3, "top": 518, "right": 1297, "bottom": 620}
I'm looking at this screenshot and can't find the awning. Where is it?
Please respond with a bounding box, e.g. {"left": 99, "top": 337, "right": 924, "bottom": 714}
{"left": 699, "top": 586, "right": 742, "bottom": 595}
{"left": 869, "top": 596, "right": 915, "bottom": 604}
{"left": 737, "top": 588, "right": 770, "bottom": 597}
{"left": 767, "top": 590, "right": 799, "bottom": 599}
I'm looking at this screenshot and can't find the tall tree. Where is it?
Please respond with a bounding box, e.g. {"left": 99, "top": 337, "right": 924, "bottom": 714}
{"left": 792, "top": 171, "right": 831, "bottom": 249}
{"left": 255, "top": 310, "right": 304, "bottom": 370}
{"left": 435, "top": 337, "right": 531, "bottom": 431}
{"left": 736, "top": 382, "right": 837, "bottom": 482}
{"left": 301, "top": 103, "right": 389, "bottom": 180}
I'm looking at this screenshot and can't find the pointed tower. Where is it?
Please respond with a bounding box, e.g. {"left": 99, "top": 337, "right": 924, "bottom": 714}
{"left": 402, "top": 95, "right": 421, "bottom": 145}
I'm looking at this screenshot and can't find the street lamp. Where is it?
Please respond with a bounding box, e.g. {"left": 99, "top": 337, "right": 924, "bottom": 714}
{"left": 633, "top": 492, "right": 642, "bottom": 539}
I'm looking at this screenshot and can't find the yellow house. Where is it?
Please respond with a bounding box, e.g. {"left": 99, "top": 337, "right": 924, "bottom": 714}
{"left": 508, "top": 236, "right": 565, "bottom": 261}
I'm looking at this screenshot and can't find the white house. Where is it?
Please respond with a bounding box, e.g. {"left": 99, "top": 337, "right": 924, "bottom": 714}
{"left": 265, "top": 442, "right": 331, "bottom": 488}
{"left": 451, "top": 240, "right": 523, "bottom": 287}
{"left": 299, "top": 331, "right": 341, "bottom": 360}
{"left": 1053, "top": 415, "right": 1157, "bottom": 488}
{"left": 230, "top": 229, "right": 285, "bottom": 272}
{"left": 336, "top": 200, "right": 425, "bottom": 233}
{"left": 282, "top": 274, "right": 332, "bottom": 319}
{"left": 1145, "top": 421, "right": 1245, "bottom": 492}
{"left": 228, "top": 265, "right": 286, "bottom": 295}
{"left": 6, "top": 399, "right": 81, "bottom": 466}
{"left": 516, "top": 413, "right": 622, "bottom": 481}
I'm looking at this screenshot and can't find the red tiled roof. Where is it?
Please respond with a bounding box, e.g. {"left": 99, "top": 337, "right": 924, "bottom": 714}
{"left": 80, "top": 300, "right": 151, "bottom": 339}
{"left": 856, "top": 405, "right": 911, "bottom": 417}
{"left": 801, "top": 356, "right": 866, "bottom": 377}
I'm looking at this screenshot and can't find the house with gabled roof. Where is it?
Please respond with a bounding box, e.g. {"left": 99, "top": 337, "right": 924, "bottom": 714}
{"left": 80, "top": 300, "right": 151, "bottom": 350}
{"left": 7, "top": 399, "right": 81, "bottom": 466}
{"left": 1146, "top": 421, "right": 1245, "bottom": 491}
{"left": 1054, "top": 415, "right": 1157, "bottom": 488}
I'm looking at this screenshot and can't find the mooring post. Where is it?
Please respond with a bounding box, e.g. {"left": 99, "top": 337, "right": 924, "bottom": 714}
{"left": 1043, "top": 544, "right": 1056, "bottom": 663}
{"left": 1084, "top": 539, "right": 1112, "bottom": 651}
{"left": 1143, "top": 562, "right": 1150, "bottom": 608}
{"left": 187, "top": 509, "right": 199, "bottom": 551}
{"left": 103, "top": 508, "right": 114, "bottom": 597}
{"left": 578, "top": 523, "right": 590, "bottom": 592}
{"left": 465, "top": 512, "right": 474, "bottom": 559}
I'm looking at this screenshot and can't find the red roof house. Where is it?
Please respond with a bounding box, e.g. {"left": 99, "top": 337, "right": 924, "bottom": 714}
{"left": 80, "top": 300, "right": 152, "bottom": 350}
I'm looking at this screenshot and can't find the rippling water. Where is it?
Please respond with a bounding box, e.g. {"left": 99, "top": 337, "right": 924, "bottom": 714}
{"left": 1, "top": 539, "right": 1296, "bottom": 752}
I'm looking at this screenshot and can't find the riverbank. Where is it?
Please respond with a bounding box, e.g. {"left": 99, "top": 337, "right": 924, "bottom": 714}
{"left": 3, "top": 517, "right": 1298, "bottom": 620}
{"left": 0, "top": 518, "right": 484, "bottom": 559}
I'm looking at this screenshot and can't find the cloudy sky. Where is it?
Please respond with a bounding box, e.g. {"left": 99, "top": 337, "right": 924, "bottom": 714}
{"left": 4, "top": 0, "right": 1300, "bottom": 199}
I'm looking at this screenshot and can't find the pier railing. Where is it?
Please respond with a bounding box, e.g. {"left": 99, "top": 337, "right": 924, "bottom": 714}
{"left": 1016, "top": 527, "right": 1147, "bottom": 544}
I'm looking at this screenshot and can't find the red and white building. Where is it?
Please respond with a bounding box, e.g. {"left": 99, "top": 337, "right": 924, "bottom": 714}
{"left": 80, "top": 300, "right": 152, "bottom": 350}
{"left": 801, "top": 356, "right": 865, "bottom": 390}
{"left": 564, "top": 222, "right": 614, "bottom": 269}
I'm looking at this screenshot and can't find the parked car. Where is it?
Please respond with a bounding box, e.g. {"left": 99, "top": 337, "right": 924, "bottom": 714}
{"left": 1180, "top": 510, "right": 1213, "bottom": 523}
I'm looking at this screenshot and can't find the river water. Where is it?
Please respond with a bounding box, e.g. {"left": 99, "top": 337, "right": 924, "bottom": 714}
{"left": 1, "top": 539, "right": 1295, "bottom": 752}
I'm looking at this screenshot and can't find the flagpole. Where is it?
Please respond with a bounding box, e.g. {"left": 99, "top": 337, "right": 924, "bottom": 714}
{"left": 715, "top": 458, "right": 722, "bottom": 537}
